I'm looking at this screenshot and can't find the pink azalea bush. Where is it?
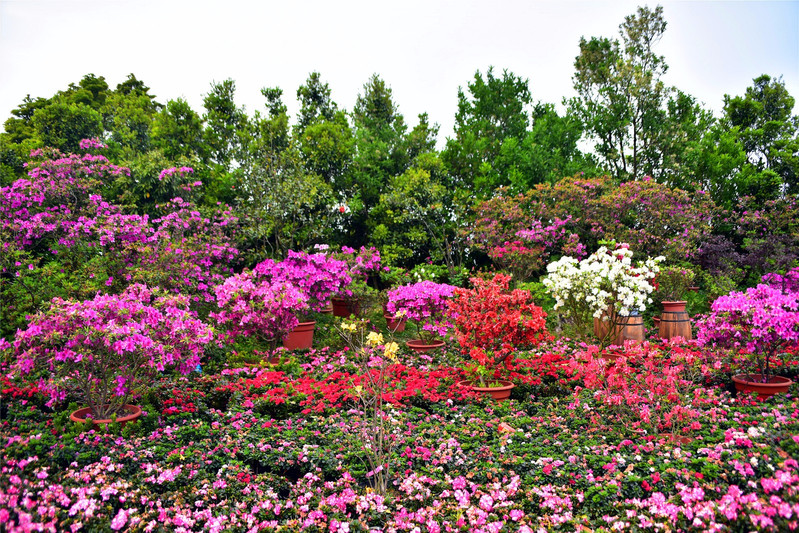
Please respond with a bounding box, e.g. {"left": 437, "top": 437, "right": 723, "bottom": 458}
{"left": 254, "top": 250, "right": 351, "bottom": 313}
{"left": 212, "top": 270, "right": 308, "bottom": 345}
{"left": 12, "top": 284, "right": 213, "bottom": 419}
{"left": 762, "top": 267, "right": 799, "bottom": 295}
{"left": 387, "top": 281, "right": 456, "bottom": 342}
{"left": 697, "top": 283, "right": 799, "bottom": 380}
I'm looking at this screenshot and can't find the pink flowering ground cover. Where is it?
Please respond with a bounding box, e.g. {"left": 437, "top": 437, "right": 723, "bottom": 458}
{"left": 1, "top": 337, "right": 798, "bottom": 532}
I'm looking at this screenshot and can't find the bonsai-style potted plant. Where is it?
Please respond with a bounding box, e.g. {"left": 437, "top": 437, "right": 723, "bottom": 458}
{"left": 543, "top": 243, "right": 662, "bottom": 347}
{"left": 697, "top": 283, "right": 798, "bottom": 399}
{"left": 447, "top": 273, "right": 549, "bottom": 400}
{"left": 13, "top": 284, "right": 214, "bottom": 426}
{"left": 387, "top": 280, "right": 456, "bottom": 352}
{"left": 255, "top": 250, "right": 351, "bottom": 350}
{"left": 653, "top": 265, "right": 695, "bottom": 340}
{"left": 329, "top": 246, "right": 384, "bottom": 317}
{"left": 212, "top": 270, "right": 308, "bottom": 357}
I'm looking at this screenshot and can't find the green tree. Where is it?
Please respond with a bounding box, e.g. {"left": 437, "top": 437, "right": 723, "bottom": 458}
{"left": 289, "top": 73, "right": 355, "bottom": 190}
{"left": 296, "top": 71, "right": 339, "bottom": 132}
{"left": 202, "top": 79, "right": 247, "bottom": 170}
{"left": 372, "top": 153, "right": 465, "bottom": 271}
{"left": 570, "top": 5, "right": 675, "bottom": 181}
{"left": 152, "top": 98, "right": 205, "bottom": 160}
{"left": 723, "top": 74, "right": 799, "bottom": 196}
{"left": 3, "top": 95, "right": 49, "bottom": 145}
{"left": 345, "top": 75, "right": 410, "bottom": 244}
{"left": 102, "top": 91, "right": 160, "bottom": 154}
{"left": 31, "top": 98, "right": 103, "bottom": 153}
{"left": 237, "top": 145, "right": 334, "bottom": 261}
{"left": 64, "top": 73, "right": 110, "bottom": 109}
{"left": 442, "top": 67, "right": 532, "bottom": 195}
{"left": 504, "top": 103, "right": 598, "bottom": 189}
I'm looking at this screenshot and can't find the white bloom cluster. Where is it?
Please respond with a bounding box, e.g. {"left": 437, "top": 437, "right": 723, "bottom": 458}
{"left": 543, "top": 245, "right": 663, "bottom": 319}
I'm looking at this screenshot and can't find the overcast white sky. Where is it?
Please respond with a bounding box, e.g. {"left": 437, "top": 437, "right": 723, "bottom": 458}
{"left": 1, "top": 0, "right": 797, "bottom": 143}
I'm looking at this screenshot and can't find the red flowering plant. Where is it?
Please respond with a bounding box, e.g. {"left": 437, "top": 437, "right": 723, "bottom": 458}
{"left": 447, "top": 273, "right": 549, "bottom": 386}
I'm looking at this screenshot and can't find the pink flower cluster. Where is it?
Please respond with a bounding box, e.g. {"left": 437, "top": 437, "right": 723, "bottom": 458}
{"left": 387, "top": 281, "right": 456, "bottom": 339}
{"left": 254, "top": 250, "right": 351, "bottom": 312}
{"left": 13, "top": 284, "right": 213, "bottom": 419}
{"left": 697, "top": 284, "right": 799, "bottom": 378}
{"left": 336, "top": 246, "right": 385, "bottom": 277}
{"left": 762, "top": 267, "right": 799, "bottom": 295}
{"left": 212, "top": 271, "right": 308, "bottom": 343}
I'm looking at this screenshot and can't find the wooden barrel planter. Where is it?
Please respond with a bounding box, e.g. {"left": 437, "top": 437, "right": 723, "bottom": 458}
{"left": 618, "top": 315, "right": 644, "bottom": 343}
{"left": 594, "top": 313, "right": 643, "bottom": 345}
{"left": 659, "top": 301, "right": 692, "bottom": 340}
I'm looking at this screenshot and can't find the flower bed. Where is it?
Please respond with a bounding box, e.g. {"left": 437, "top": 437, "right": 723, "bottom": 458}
{"left": 1, "top": 338, "right": 798, "bottom": 532}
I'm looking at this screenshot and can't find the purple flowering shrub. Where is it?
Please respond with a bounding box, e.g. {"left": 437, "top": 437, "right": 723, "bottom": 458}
{"left": 0, "top": 145, "right": 240, "bottom": 336}
{"left": 212, "top": 270, "right": 308, "bottom": 346}
{"left": 129, "top": 197, "right": 240, "bottom": 308}
{"left": 387, "top": 281, "right": 456, "bottom": 342}
{"left": 598, "top": 177, "right": 717, "bottom": 263}
{"left": 697, "top": 283, "right": 799, "bottom": 380}
{"left": 13, "top": 284, "right": 213, "bottom": 419}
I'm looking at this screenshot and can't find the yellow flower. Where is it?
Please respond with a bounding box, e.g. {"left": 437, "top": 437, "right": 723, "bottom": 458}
{"left": 342, "top": 322, "right": 358, "bottom": 332}
{"left": 366, "top": 331, "right": 384, "bottom": 347}
{"left": 383, "top": 341, "right": 400, "bottom": 362}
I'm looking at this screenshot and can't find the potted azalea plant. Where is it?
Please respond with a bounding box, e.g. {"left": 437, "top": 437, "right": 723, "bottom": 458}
{"left": 447, "top": 273, "right": 549, "bottom": 400}
{"left": 652, "top": 265, "right": 696, "bottom": 340}
{"left": 255, "top": 250, "right": 351, "bottom": 350}
{"left": 13, "top": 284, "right": 214, "bottom": 426}
{"left": 697, "top": 282, "right": 798, "bottom": 398}
{"left": 543, "top": 243, "right": 662, "bottom": 347}
{"left": 329, "top": 246, "right": 384, "bottom": 317}
{"left": 212, "top": 269, "right": 308, "bottom": 362}
{"left": 387, "top": 280, "right": 456, "bottom": 352}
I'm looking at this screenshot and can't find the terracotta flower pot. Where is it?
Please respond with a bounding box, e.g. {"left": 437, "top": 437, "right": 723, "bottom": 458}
{"left": 331, "top": 297, "right": 360, "bottom": 317}
{"left": 70, "top": 404, "right": 142, "bottom": 429}
{"left": 384, "top": 313, "right": 407, "bottom": 332}
{"left": 282, "top": 321, "right": 316, "bottom": 350}
{"left": 732, "top": 374, "right": 793, "bottom": 400}
{"left": 658, "top": 433, "right": 692, "bottom": 445}
{"left": 406, "top": 339, "right": 445, "bottom": 353}
{"left": 457, "top": 379, "right": 515, "bottom": 401}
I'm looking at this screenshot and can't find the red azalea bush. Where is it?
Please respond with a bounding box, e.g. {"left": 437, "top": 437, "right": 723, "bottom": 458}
{"left": 569, "top": 341, "right": 719, "bottom": 435}
{"left": 447, "top": 273, "right": 549, "bottom": 377}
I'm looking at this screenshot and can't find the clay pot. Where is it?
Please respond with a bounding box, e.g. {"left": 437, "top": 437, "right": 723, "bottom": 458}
{"left": 283, "top": 321, "right": 316, "bottom": 350}
{"left": 457, "top": 379, "right": 515, "bottom": 401}
{"left": 405, "top": 339, "right": 445, "bottom": 353}
{"left": 70, "top": 404, "right": 142, "bottom": 429}
{"left": 384, "top": 313, "right": 407, "bottom": 332}
{"left": 732, "top": 374, "right": 793, "bottom": 400}
{"left": 331, "top": 297, "right": 361, "bottom": 317}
